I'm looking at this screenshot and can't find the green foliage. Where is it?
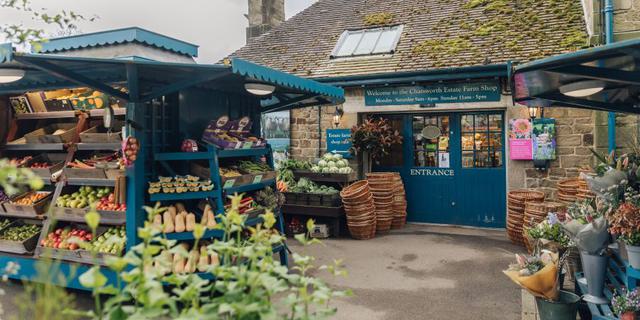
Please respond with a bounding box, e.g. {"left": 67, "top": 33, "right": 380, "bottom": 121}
{"left": 363, "top": 12, "right": 394, "bottom": 26}
{"left": 74, "top": 196, "right": 349, "bottom": 319}
{"left": 1, "top": 0, "right": 96, "bottom": 49}
{"left": 351, "top": 117, "right": 403, "bottom": 167}
{"left": 0, "top": 159, "right": 44, "bottom": 196}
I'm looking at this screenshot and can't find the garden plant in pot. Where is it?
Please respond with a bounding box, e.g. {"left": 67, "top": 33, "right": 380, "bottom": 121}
{"left": 504, "top": 251, "right": 580, "bottom": 320}
{"left": 351, "top": 118, "right": 402, "bottom": 174}
{"left": 612, "top": 288, "right": 640, "bottom": 320}
{"left": 562, "top": 199, "right": 610, "bottom": 304}
{"left": 526, "top": 213, "right": 571, "bottom": 254}
{"left": 609, "top": 187, "right": 640, "bottom": 269}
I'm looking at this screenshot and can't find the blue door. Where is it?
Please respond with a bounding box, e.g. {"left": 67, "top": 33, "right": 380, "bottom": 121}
{"left": 372, "top": 112, "right": 506, "bottom": 228}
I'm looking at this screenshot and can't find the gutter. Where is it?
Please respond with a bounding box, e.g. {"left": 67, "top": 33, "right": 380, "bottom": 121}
{"left": 314, "top": 64, "right": 510, "bottom": 88}
{"left": 605, "top": 0, "right": 616, "bottom": 153}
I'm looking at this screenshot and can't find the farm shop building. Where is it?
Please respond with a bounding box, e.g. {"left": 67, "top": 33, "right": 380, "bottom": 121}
{"left": 232, "top": 0, "right": 640, "bottom": 228}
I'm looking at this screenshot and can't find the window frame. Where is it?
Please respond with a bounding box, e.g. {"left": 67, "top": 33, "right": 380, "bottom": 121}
{"left": 411, "top": 115, "right": 451, "bottom": 169}
{"left": 330, "top": 25, "right": 404, "bottom": 58}
{"left": 460, "top": 112, "right": 505, "bottom": 169}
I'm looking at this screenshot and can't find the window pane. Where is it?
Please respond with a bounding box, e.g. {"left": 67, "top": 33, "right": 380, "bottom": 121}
{"left": 475, "top": 114, "right": 488, "bottom": 131}
{"left": 489, "top": 114, "right": 502, "bottom": 131}
{"left": 415, "top": 151, "right": 425, "bottom": 167}
{"left": 491, "top": 151, "right": 503, "bottom": 167}
{"left": 335, "top": 32, "right": 363, "bottom": 56}
{"left": 462, "top": 134, "right": 474, "bottom": 150}
{"left": 354, "top": 31, "right": 381, "bottom": 55}
{"left": 490, "top": 133, "right": 502, "bottom": 149}
{"left": 425, "top": 152, "right": 437, "bottom": 167}
{"left": 462, "top": 151, "right": 474, "bottom": 168}
{"left": 461, "top": 115, "right": 474, "bottom": 132}
{"left": 373, "top": 28, "right": 399, "bottom": 53}
{"left": 475, "top": 151, "right": 489, "bottom": 167}
{"left": 475, "top": 133, "right": 489, "bottom": 151}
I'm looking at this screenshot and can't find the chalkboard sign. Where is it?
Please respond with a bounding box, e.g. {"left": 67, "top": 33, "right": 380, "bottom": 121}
{"left": 326, "top": 129, "right": 352, "bottom": 159}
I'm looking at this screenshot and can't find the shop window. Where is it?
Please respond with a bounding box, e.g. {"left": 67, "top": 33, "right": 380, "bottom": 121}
{"left": 331, "top": 25, "right": 403, "bottom": 58}
{"left": 413, "top": 115, "right": 449, "bottom": 167}
{"left": 461, "top": 113, "right": 503, "bottom": 168}
{"left": 377, "top": 116, "right": 404, "bottom": 167}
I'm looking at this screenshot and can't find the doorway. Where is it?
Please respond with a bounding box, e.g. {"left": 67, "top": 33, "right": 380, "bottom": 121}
{"left": 371, "top": 111, "right": 506, "bottom": 228}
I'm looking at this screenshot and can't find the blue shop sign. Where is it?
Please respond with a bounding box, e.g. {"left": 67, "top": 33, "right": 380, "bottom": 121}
{"left": 364, "top": 81, "right": 501, "bottom": 106}
{"left": 326, "top": 129, "right": 352, "bottom": 158}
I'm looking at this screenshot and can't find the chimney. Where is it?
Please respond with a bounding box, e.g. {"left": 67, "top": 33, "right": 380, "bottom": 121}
{"left": 246, "top": 0, "right": 285, "bottom": 42}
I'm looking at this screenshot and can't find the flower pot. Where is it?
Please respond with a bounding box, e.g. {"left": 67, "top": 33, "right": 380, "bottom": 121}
{"left": 535, "top": 290, "right": 580, "bottom": 320}
{"left": 580, "top": 251, "right": 609, "bottom": 304}
{"left": 621, "top": 311, "right": 636, "bottom": 320}
{"left": 627, "top": 245, "right": 640, "bottom": 269}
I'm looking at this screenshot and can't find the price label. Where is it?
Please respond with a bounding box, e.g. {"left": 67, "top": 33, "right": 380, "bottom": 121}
{"left": 223, "top": 179, "right": 236, "bottom": 189}
{"left": 252, "top": 175, "right": 263, "bottom": 184}
{"left": 234, "top": 142, "right": 242, "bottom": 149}
{"left": 243, "top": 142, "right": 253, "bottom": 149}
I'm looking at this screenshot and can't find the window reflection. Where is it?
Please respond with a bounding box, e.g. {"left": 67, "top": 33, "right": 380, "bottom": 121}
{"left": 413, "top": 115, "right": 449, "bottom": 168}
{"left": 460, "top": 113, "right": 504, "bottom": 168}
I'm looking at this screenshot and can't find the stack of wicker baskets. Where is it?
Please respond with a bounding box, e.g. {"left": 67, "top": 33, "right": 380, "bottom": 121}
{"left": 522, "top": 201, "right": 567, "bottom": 252}
{"left": 557, "top": 178, "right": 580, "bottom": 204}
{"left": 575, "top": 176, "right": 596, "bottom": 201}
{"left": 340, "top": 180, "right": 376, "bottom": 240}
{"left": 507, "top": 190, "right": 545, "bottom": 246}
{"left": 366, "top": 173, "right": 395, "bottom": 232}
{"left": 390, "top": 173, "right": 407, "bottom": 229}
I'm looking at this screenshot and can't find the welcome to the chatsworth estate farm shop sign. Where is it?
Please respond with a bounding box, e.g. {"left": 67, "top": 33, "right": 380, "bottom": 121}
{"left": 364, "top": 81, "right": 501, "bottom": 106}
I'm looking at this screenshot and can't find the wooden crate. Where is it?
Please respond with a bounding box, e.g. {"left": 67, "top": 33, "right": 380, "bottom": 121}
{"left": 0, "top": 220, "right": 43, "bottom": 254}
{"left": 24, "top": 123, "right": 76, "bottom": 143}
{"left": 63, "top": 167, "right": 107, "bottom": 180}
{"left": 50, "top": 206, "right": 125, "bottom": 225}
{"left": 80, "top": 123, "right": 123, "bottom": 143}
{"left": 3, "top": 191, "right": 52, "bottom": 217}
{"left": 22, "top": 153, "right": 66, "bottom": 181}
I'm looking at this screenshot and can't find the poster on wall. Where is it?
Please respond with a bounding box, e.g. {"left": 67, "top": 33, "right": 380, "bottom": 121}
{"left": 532, "top": 118, "right": 556, "bottom": 160}
{"left": 508, "top": 118, "right": 532, "bottom": 160}
{"left": 261, "top": 111, "right": 290, "bottom": 167}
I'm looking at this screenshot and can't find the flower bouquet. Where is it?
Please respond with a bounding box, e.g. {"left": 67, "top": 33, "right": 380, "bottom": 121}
{"left": 504, "top": 251, "right": 581, "bottom": 320}
{"left": 526, "top": 213, "right": 571, "bottom": 254}
{"left": 609, "top": 200, "right": 640, "bottom": 269}
{"left": 562, "top": 199, "right": 610, "bottom": 304}
{"left": 612, "top": 288, "right": 640, "bottom": 320}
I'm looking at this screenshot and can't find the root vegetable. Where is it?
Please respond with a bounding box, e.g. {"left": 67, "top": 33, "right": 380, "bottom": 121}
{"left": 173, "top": 253, "right": 185, "bottom": 274}
{"left": 210, "top": 251, "right": 220, "bottom": 266}
{"left": 186, "top": 213, "right": 196, "bottom": 232}
{"left": 206, "top": 210, "right": 217, "bottom": 229}
{"left": 175, "top": 212, "right": 186, "bottom": 233}
{"left": 175, "top": 203, "right": 186, "bottom": 213}
{"left": 163, "top": 211, "right": 174, "bottom": 233}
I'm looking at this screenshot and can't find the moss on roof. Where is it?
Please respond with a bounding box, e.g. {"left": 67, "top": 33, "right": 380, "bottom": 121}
{"left": 231, "top": 0, "right": 589, "bottom": 78}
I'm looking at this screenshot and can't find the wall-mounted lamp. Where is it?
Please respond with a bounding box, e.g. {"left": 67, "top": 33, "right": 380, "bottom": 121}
{"left": 244, "top": 82, "right": 275, "bottom": 96}
{"left": 0, "top": 68, "right": 25, "bottom": 84}
{"left": 332, "top": 106, "right": 344, "bottom": 128}
{"left": 528, "top": 106, "right": 543, "bottom": 119}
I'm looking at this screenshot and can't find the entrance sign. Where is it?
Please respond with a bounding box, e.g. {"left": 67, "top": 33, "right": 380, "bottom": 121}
{"left": 326, "top": 129, "right": 352, "bottom": 159}
{"left": 410, "top": 168, "right": 454, "bottom": 176}
{"left": 364, "top": 81, "right": 501, "bottom": 106}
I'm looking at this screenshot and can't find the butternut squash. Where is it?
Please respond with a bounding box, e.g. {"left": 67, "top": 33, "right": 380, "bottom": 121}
{"left": 201, "top": 209, "right": 208, "bottom": 226}
{"left": 175, "top": 212, "right": 186, "bottom": 233}
{"left": 175, "top": 202, "right": 186, "bottom": 213}
{"left": 210, "top": 251, "right": 220, "bottom": 267}
{"left": 197, "top": 246, "right": 209, "bottom": 272}
{"left": 206, "top": 210, "right": 217, "bottom": 229}
{"left": 163, "top": 211, "right": 174, "bottom": 233}
{"left": 173, "top": 253, "right": 185, "bottom": 274}
{"left": 186, "top": 213, "right": 196, "bottom": 232}
{"left": 153, "top": 213, "right": 162, "bottom": 230}
{"left": 168, "top": 205, "right": 177, "bottom": 220}
{"left": 185, "top": 250, "right": 199, "bottom": 273}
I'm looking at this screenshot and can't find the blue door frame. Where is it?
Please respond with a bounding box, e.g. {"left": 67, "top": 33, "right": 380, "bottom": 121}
{"left": 372, "top": 111, "right": 506, "bottom": 228}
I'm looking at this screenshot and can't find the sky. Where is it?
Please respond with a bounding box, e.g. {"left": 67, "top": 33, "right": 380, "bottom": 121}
{"left": 0, "top": 0, "right": 317, "bottom": 62}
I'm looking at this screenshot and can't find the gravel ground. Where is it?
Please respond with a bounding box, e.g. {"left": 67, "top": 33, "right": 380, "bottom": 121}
{"left": 0, "top": 224, "right": 524, "bottom": 320}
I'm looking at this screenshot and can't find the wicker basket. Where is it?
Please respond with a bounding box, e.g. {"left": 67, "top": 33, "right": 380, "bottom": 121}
{"left": 507, "top": 190, "right": 545, "bottom": 246}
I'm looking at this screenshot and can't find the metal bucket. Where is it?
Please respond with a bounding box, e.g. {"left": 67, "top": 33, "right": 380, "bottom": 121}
{"left": 626, "top": 245, "right": 640, "bottom": 269}
{"left": 535, "top": 290, "right": 580, "bottom": 320}
{"left": 580, "top": 251, "right": 609, "bottom": 304}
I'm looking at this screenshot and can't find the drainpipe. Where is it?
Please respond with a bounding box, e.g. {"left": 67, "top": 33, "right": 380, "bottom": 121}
{"left": 605, "top": 0, "right": 616, "bottom": 153}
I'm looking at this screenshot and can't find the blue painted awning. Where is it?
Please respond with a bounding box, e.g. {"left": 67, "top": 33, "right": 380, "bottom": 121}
{"left": 513, "top": 38, "right": 640, "bottom": 114}
{"left": 0, "top": 44, "right": 344, "bottom": 112}
{"left": 39, "top": 27, "right": 199, "bottom": 57}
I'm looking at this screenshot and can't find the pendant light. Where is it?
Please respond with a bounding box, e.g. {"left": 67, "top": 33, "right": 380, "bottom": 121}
{"left": 559, "top": 80, "right": 605, "bottom": 98}
{"left": 245, "top": 82, "right": 276, "bottom": 96}
{"left": 0, "top": 68, "right": 25, "bottom": 84}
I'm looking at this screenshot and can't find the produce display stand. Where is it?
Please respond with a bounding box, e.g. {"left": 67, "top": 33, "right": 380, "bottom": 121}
{"left": 0, "top": 47, "right": 344, "bottom": 290}
{"left": 282, "top": 171, "right": 356, "bottom": 237}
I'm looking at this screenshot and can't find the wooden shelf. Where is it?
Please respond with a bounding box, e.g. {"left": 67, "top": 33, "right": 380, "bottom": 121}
{"left": 76, "top": 142, "right": 121, "bottom": 151}
{"left": 14, "top": 108, "right": 126, "bottom": 120}
{"left": 224, "top": 179, "right": 276, "bottom": 194}
{"left": 65, "top": 178, "right": 117, "bottom": 187}
{"left": 282, "top": 204, "right": 344, "bottom": 217}
{"left": 216, "top": 148, "right": 270, "bottom": 158}
{"left": 4, "top": 143, "right": 65, "bottom": 151}
{"left": 292, "top": 171, "right": 356, "bottom": 184}
{"left": 149, "top": 191, "right": 219, "bottom": 202}
{"left": 163, "top": 228, "right": 224, "bottom": 241}
{"left": 154, "top": 151, "right": 214, "bottom": 161}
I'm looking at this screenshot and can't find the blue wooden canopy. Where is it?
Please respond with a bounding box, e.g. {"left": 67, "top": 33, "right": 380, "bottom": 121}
{"left": 513, "top": 38, "right": 640, "bottom": 114}
{"left": 0, "top": 44, "right": 344, "bottom": 112}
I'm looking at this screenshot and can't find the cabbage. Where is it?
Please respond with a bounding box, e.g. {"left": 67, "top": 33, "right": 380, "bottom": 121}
{"left": 311, "top": 166, "right": 320, "bottom": 173}
{"left": 328, "top": 167, "right": 339, "bottom": 173}
{"left": 321, "top": 167, "right": 330, "bottom": 173}
{"left": 318, "top": 160, "right": 327, "bottom": 167}
{"left": 345, "top": 167, "right": 353, "bottom": 174}
{"left": 326, "top": 161, "right": 336, "bottom": 168}
{"left": 323, "top": 153, "right": 334, "bottom": 161}
{"left": 333, "top": 153, "right": 343, "bottom": 160}
{"left": 336, "top": 160, "right": 346, "bottom": 168}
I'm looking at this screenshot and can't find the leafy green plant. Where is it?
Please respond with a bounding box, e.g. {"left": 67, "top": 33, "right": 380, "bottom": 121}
{"left": 73, "top": 195, "right": 349, "bottom": 319}
{"left": 351, "top": 118, "right": 402, "bottom": 172}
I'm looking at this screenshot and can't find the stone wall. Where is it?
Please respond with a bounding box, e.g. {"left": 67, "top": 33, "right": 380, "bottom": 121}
{"left": 614, "top": 0, "right": 640, "bottom": 35}
{"left": 523, "top": 108, "right": 596, "bottom": 199}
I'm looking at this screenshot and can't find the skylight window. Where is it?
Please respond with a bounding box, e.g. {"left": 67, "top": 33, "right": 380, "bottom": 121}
{"left": 331, "top": 25, "right": 403, "bottom": 58}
